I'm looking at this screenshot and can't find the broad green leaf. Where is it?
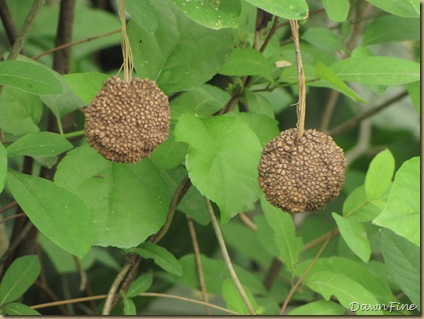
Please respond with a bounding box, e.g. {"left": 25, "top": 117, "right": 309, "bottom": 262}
{"left": 373, "top": 157, "right": 420, "bottom": 246}
{"left": 365, "top": 149, "right": 395, "bottom": 200}
{"left": 305, "top": 271, "right": 383, "bottom": 315}
{"left": 0, "top": 256, "right": 40, "bottom": 305}
{"left": 1, "top": 303, "right": 40, "bottom": 315}
{"left": 7, "top": 171, "right": 93, "bottom": 258}
{"left": 64, "top": 72, "right": 110, "bottom": 104}
{"left": 379, "top": 229, "right": 420, "bottom": 309}
{"left": 302, "top": 28, "right": 346, "bottom": 51}
{"left": 127, "top": 274, "right": 153, "bottom": 298}
{"left": 0, "top": 61, "right": 62, "bottom": 95}
{"left": 126, "top": 0, "right": 158, "bottom": 34}
{"left": 244, "top": 90, "right": 275, "bottom": 118}
{"left": 255, "top": 215, "right": 280, "bottom": 258}
{"left": 261, "top": 196, "right": 303, "bottom": 273}
{"left": 366, "top": 0, "right": 419, "bottom": 18}
{"left": 332, "top": 213, "right": 371, "bottom": 262}
{"left": 362, "top": 15, "right": 420, "bottom": 45}
{"left": 222, "top": 279, "right": 257, "bottom": 315}
{"left": 315, "top": 62, "right": 365, "bottom": 103}
{"left": 219, "top": 48, "right": 273, "bottom": 82}
{"left": 0, "top": 86, "right": 43, "bottom": 136}
{"left": 331, "top": 57, "right": 420, "bottom": 86}
{"left": 288, "top": 300, "right": 345, "bottom": 315}
{"left": 177, "top": 254, "right": 267, "bottom": 295}
{"left": 0, "top": 143, "right": 6, "bottom": 193}
{"left": 131, "top": 243, "right": 182, "bottom": 276}
{"left": 342, "top": 186, "right": 381, "bottom": 222}
{"left": 172, "top": 0, "right": 241, "bottom": 29}
{"left": 54, "top": 145, "right": 171, "bottom": 248}
{"left": 6, "top": 132, "right": 73, "bottom": 158}
{"left": 128, "top": 0, "right": 234, "bottom": 94}
{"left": 170, "top": 84, "right": 230, "bottom": 121}
{"left": 406, "top": 82, "right": 420, "bottom": 114}
{"left": 174, "top": 113, "right": 262, "bottom": 222}
{"left": 123, "top": 297, "right": 137, "bottom": 315}
{"left": 243, "top": 0, "right": 308, "bottom": 20}
{"left": 322, "top": 0, "right": 350, "bottom": 22}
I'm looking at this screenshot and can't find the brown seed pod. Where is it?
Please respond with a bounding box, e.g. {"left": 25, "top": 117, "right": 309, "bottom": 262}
{"left": 258, "top": 128, "right": 347, "bottom": 213}
{"left": 84, "top": 76, "right": 170, "bottom": 163}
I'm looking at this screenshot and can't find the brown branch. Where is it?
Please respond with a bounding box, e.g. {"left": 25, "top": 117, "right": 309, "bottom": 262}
{"left": 0, "top": 0, "right": 18, "bottom": 45}
{"left": 263, "top": 258, "right": 282, "bottom": 291}
{"left": 35, "top": 280, "right": 69, "bottom": 315}
{"left": 0, "top": 212, "right": 25, "bottom": 224}
{"left": 0, "top": 201, "right": 17, "bottom": 215}
{"left": 259, "top": 16, "right": 279, "bottom": 53}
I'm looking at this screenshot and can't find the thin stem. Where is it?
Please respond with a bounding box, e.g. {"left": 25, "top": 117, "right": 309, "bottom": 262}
{"left": 319, "top": 90, "right": 340, "bottom": 132}
{"left": 118, "top": 0, "right": 133, "bottom": 81}
{"left": 186, "top": 215, "right": 211, "bottom": 315}
{"left": 205, "top": 198, "right": 256, "bottom": 315}
{"left": 238, "top": 213, "right": 257, "bottom": 232}
{"left": 7, "top": 0, "right": 45, "bottom": 60}
{"left": 302, "top": 227, "right": 339, "bottom": 252}
{"left": 280, "top": 233, "right": 332, "bottom": 315}
{"left": 289, "top": 20, "right": 306, "bottom": 140}
{"left": 0, "top": 222, "right": 33, "bottom": 265}
{"left": 62, "top": 130, "right": 84, "bottom": 139}
{"left": 259, "top": 16, "right": 279, "bottom": 53}
{"left": 0, "top": 0, "right": 18, "bottom": 45}
{"left": 0, "top": 201, "right": 17, "bottom": 215}
{"left": 53, "top": 0, "right": 75, "bottom": 74}
{"left": 263, "top": 258, "right": 282, "bottom": 291}
{"left": 0, "top": 212, "right": 25, "bottom": 224}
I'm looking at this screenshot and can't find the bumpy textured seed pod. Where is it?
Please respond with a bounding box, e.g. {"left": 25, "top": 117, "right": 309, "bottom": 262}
{"left": 258, "top": 128, "right": 347, "bottom": 213}
{"left": 84, "top": 76, "right": 170, "bottom": 163}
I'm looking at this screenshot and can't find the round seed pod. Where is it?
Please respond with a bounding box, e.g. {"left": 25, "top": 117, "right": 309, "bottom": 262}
{"left": 258, "top": 128, "right": 347, "bottom": 213}
{"left": 84, "top": 76, "right": 170, "bottom": 163}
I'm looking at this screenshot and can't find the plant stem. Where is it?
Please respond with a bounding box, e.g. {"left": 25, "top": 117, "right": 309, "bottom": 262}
{"left": 238, "top": 213, "right": 257, "bottom": 232}
{"left": 62, "top": 130, "right": 85, "bottom": 139}
{"left": 0, "top": 0, "right": 18, "bottom": 45}
{"left": 53, "top": 0, "right": 75, "bottom": 74}
{"left": 205, "top": 198, "right": 256, "bottom": 315}
{"left": 118, "top": 0, "right": 133, "bottom": 81}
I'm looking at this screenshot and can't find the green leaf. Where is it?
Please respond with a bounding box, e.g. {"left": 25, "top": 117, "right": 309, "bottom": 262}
{"left": 342, "top": 186, "right": 381, "bottom": 222}
{"left": 0, "top": 143, "right": 6, "bottom": 193}
{"left": 6, "top": 132, "right": 73, "bottom": 158}
{"left": 128, "top": 0, "right": 234, "bottom": 94}
{"left": 322, "top": 0, "right": 350, "bottom": 22}
{"left": 362, "top": 15, "right": 420, "bottom": 45}
{"left": 365, "top": 149, "right": 395, "bottom": 200}
{"left": 54, "top": 145, "right": 171, "bottom": 248}
{"left": 314, "top": 62, "right": 365, "bottom": 103}
{"left": 1, "top": 303, "right": 40, "bottom": 315}
{"left": 0, "top": 86, "right": 43, "bottom": 136}
{"left": 123, "top": 297, "right": 137, "bottom": 315}
{"left": 131, "top": 242, "right": 182, "bottom": 276}
{"left": 7, "top": 171, "right": 93, "bottom": 258}
{"left": 302, "top": 28, "right": 345, "bottom": 51}
{"left": 288, "top": 300, "right": 345, "bottom": 315}
{"left": 0, "top": 61, "right": 62, "bottom": 95}
{"left": 243, "top": 0, "right": 308, "bottom": 20}
{"left": 174, "top": 113, "right": 262, "bottom": 223}
{"left": 172, "top": 0, "right": 241, "bottom": 29}
{"left": 0, "top": 255, "right": 40, "bottom": 305}
{"left": 406, "top": 81, "right": 420, "bottom": 114}
{"left": 127, "top": 274, "right": 153, "bottom": 298}
{"left": 379, "top": 229, "right": 420, "bottom": 309}
{"left": 373, "top": 157, "right": 420, "bottom": 246}
{"left": 126, "top": 0, "right": 158, "bottom": 34}
{"left": 366, "top": 0, "right": 419, "bottom": 18}
{"left": 305, "top": 271, "right": 383, "bottom": 315}
{"left": 330, "top": 57, "right": 420, "bottom": 86}
{"left": 244, "top": 90, "right": 275, "bottom": 118}
{"left": 260, "top": 196, "right": 303, "bottom": 272}
{"left": 332, "top": 213, "right": 371, "bottom": 262}
{"left": 64, "top": 72, "right": 110, "bottom": 105}
{"left": 219, "top": 48, "right": 273, "bottom": 81}
{"left": 222, "top": 279, "right": 257, "bottom": 315}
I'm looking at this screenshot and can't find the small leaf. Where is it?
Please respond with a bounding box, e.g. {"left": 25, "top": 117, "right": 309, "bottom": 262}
{"left": 365, "top": 149, "right": 395, "bottom": 200}
{"left": 332, "top": 213, "right": 371, "bottom": 262}
{"left": 123, "top": 297, "right": 137, "bottom": 315}
{"left": 219, "top": 48, "right": 273, "bottom": 82}
{"left": 331, "top": 57, "right": 420, "bottom": 85}
{"left": 242, "top": 0, "right": 308, "bottom": 20}
{"left": 0, "top": 256, "right": 40, "bottom": 305}
{"left": 64, "top": 72, "right": 110, "bottom": 104}
{"left": 288, "top": 300, "right": 345, "bottom": 315}
{"left": 7, "top": 171, "right": 93, "bottom": 258}
{"left": 322, "top": 0, "right": 350, "bottom": 22}
{"left": 379, "top": 229, "right": 420, "bottom": 309}
{"left": 261, "top": 196, "right": 303, "bottom": 272}
{"left": 6, "top": 132, "right": 73, "bottom": 158}
{"left": 0, "top": 61, "right": 62, "bottom": 95}
{"left": 0, "top": 143, "right": 6, "bottom": 193}
{"left": 373, "top": 157, "right": 420, "bottom": 246}
{"left": 126, "top": 0, "right": 158, "bottom": 34}
{"left": 131, "top": 242, "right": 182, "bottom": 276}
{"left": 222, "top": 279, "right": 257, "bottom": 315}
{"left": 127, "top": 274, "right": 153, "bottom": 298}
{"left": 1, "top": 303, "right": 40, "bottom": 315}
{"left": 366, "top": 0, "right": 419, "bottom": 18}
{"left": 305, "top": 271, "right": 383, "bottom": 315}
{"left": 342, "top": 186, "right": 380, "bottom": 222}
{"left": 172, "top": 0, "right": 241, "bottom": 29}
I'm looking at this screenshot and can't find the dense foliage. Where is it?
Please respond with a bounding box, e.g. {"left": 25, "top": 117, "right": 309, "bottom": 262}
{"left": 0, "top": 0, "right": 420, "bottom": 315}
